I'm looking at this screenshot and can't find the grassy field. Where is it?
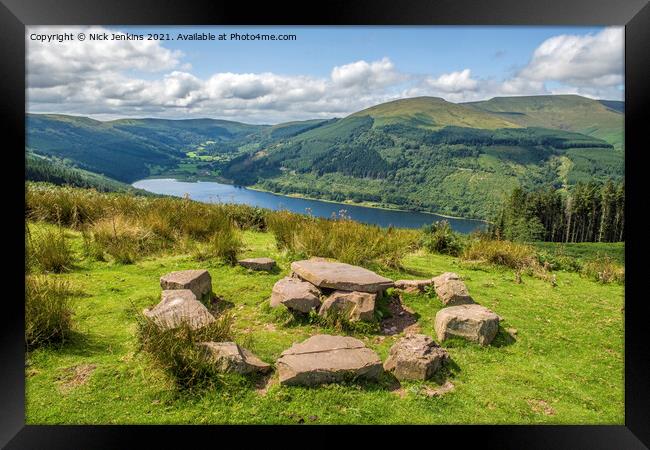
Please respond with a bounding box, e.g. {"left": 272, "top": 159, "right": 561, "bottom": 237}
{"left": 25, "top": 221, "right": 624, "bottom": 425}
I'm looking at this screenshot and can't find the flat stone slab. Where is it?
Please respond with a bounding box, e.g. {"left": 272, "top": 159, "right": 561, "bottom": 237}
{"left": 434, "top": 304, "right": 500, "bottom": 346}
{"left": 239, "top": 257, "right": 277, "bottom": 271}
{"left": 383, "top": 334, "right": 449, "bottom": 381}
{"left": 319, "top": 291, "right": 376, "bottom": 322}
{"left": 432, "top": 272, "right": 461, "bottom": 288}
{"left": 394, "top": 279, "right": 432, "bottom": 294}
{"left": 160, "top": 269, "right": 212, "bottom": 301}
{"left": 270, "top": 276, "right": 321, "bottom": 313}
{"left": 290, "top": 260, "right": 394, "bottom": 293}
{"left": 277, "top": 335, "right": 383, "bottom": 386}
{"left": 198, "top": 341, "right": 271, "bottom": 374}
{"left": 434, "top": 279, "right": 475, "bottom": 306}
{"left": 143, "top": 292, "right": 215, "bottom": 331}
{"left": 160, "top": 289, "right": 197, "bottom": 305}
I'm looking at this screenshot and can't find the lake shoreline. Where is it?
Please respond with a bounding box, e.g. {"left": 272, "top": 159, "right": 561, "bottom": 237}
{"left": 136, "top": 175, "right": 487, "bottom": 224}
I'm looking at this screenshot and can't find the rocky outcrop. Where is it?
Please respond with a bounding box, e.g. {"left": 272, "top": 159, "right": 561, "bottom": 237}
{"left": 270, "top": 276, "right": 321, "bottom": 313}
{"left": 239, "top": 257, "right": 277, "bottom": 271}
{"left": 197, "top": 341, "right": 271, "bottom": 374}
{"left": 434, "top": 304, "right": 500, "bottom": 346}
{"left": 276, "top": 335, "right": 383, "bottom": 386}
{"left": 318, "top": 291, "right": 376, "bottom": 322}
{"left": 290, "top": 259, "right": 393, "bottom": 293}
{"left": 383, "top": 334, "right": 449, "bottom": 381}
{"left": 160, "top": 269, "right": 212, "bottom": 301}
{"left": 143, "top": 290, "right": 215, "bottom": 331}
{"left": 394, "top": 279, "right": 432, "bottom": 294}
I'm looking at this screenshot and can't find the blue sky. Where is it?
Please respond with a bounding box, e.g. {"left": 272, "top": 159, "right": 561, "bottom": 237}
{"left": 27, "top": 26, "right": 623, "bottom": 123}
{"left": 115, "top": 26, "right": 603, "bottom": 79}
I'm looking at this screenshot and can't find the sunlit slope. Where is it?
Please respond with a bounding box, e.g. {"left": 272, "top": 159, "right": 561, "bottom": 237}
{"left": 350, "top": 96, "right": 521, "bottom": 130}
{"left": 464, "top": 95, "right": 624, "bottom": 151}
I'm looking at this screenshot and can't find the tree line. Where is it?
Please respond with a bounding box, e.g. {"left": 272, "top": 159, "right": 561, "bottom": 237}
{"left": 490, "top": 180, "right": 624, "bottom": 243}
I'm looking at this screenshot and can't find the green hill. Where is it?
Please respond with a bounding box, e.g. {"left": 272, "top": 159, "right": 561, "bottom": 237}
{"left": 26, "top": 114, "right": 267, "bottom": 182}
{"left": 26, "top": 95, "right": 624, "bottom": 220}
{"left": 25, "top": 152, "right": 150, "bottom": 193}
{"left": 464, "top": 95, "right": 624, "bottom": 151}
{"left": 224, "top": 97, "right": 622, "bottom": 219}
{"left": 351, "top": 96, "right": 520, "bottom": 130}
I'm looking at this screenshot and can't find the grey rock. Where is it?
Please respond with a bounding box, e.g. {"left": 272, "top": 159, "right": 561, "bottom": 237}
{"left": 431, "top": 272, "right": 461, "bottom": 288}
{"left": 394, "top": 279, "right": 432, "bottom": 293}
{"left": 290, "top": 259, "right": 393, "bottom": 293}
{"left": 143, "top": 291, "right": 215, "bottom": 331}
{"left": 277, "top": 335, "right": 383, "bottom": 386}
{"left": 160, "top": 269, "right": 212, "bottom": 301}
{"left": 198, "top": 341, "right": 271, "bottom": 374}
{"left": 239, "top": 257, "right": 277, "bottom": 271}
{"left": 270, "top": 276, "right": 321, "bottom": 313}
{"left": 383, "top": 334, "right": 448, "bottom": 381}
{"left": 434, "top": 304, "right": 500, "bottom": 346}
{"left": 318, "top": 291, "right": 376, "bottom": 322}
{"left": 434, "top": 279, "right": 475, "bottom": 306}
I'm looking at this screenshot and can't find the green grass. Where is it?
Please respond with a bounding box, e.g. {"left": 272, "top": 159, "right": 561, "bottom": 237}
{"left": 25, "top": 222, "right": 624, "bottom": 424}
{"left": 530, "top": 241, "right": 624, "bottom": 264}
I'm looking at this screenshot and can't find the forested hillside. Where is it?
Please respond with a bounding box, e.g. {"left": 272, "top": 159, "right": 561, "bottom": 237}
{"left": 26, "top": 95, "right": 624, "bottom": 220}
{"left": 225, "top": 97, "right": 623, "bottom": 219}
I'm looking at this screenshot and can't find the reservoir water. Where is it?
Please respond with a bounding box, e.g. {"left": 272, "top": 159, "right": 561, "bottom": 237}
{"left": 132, "top": 178, "right": 486, "bottom": 233}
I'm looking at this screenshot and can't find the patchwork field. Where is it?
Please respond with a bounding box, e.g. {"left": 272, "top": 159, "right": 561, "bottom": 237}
{"left": 26, "top": 224, "right": 624, "bottom": 425}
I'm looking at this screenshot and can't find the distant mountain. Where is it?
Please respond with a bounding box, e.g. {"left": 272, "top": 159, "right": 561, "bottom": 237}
{"left": 26, "top": 114, "right": 268, "bottom": 182}
{"left": 349, "top": 96, "right": 520, "bottom": 130}
{"left": 225, "top": 96, "right": 622, "bottom": 219}
{"left": 26, "top": 95, "right": 624, "bottom": 219}
{"left": 464, "top": 95, "right": 624, "bottom": 151}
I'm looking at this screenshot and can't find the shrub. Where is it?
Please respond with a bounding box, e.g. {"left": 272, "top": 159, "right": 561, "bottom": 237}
{"left": 267, "top": 210, "right": 417, "bottom": 268}
{"left": 135, "top": 311, "right": 235, "bottom": 389}
{"left": 462, "top": 237, "right": 538, "bottom": 270}
{"left": 26, "top": 224, "right": 74, "bottom": 273}
{"left": 25, "top": 275, "right": 73, "bottom": 349}
{"left": 193, "top": 226, "right": 244, "bottom": 265}
{"left": 421, "top": 220, "right": 464, "bottom": 256}
{"left": 581, "top": 256, "right": 625, "bottom": 284}
{"left": 89, "top": 215, "right": 160, "bottom": 264}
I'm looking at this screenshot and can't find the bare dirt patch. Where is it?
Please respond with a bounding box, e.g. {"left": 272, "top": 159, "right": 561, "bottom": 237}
{"left": 56, "top": 363, "right": 97, "bottom": 393}
{"left": 255, "top": 373, "right": 277, "bottom": 396}
{"left": 527, "top": 399, "right": 556, "bottom": 416}
{"left": 380, "top": 294, "right": 418, "bottom": 335}
{"left": 421, "top": 381, "right": 455, "bottom": 397}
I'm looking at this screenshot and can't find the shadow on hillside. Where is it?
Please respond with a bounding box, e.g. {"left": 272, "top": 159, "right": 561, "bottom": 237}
{"left": 44, "top": 330, "right": 121, "bottom": 358}
{"left": 399, "top": 267, "right": 432, "bottom": 278}
{"left": 209, "top": 294, "right": 235, "bottom": 315}
{"left": 379, "top": 293, "right": 420, "bottom": 335}
{"left": 491, "top": 326, "right": 517, "bottom": 348}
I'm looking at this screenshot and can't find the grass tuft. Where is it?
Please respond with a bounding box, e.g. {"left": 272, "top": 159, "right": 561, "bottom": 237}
{"left": 135, "top": 311, "right": 235, "bottom": 389}
{"left": 25, "top": 275, "right": 74, "bottom": 349}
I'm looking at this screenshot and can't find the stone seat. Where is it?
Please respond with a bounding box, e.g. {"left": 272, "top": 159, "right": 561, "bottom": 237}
{"left": 277, "top": 335, "right": 383, "bottom": 386}
{"left": 290, "top": 259, "right": 393, "bottom": 293}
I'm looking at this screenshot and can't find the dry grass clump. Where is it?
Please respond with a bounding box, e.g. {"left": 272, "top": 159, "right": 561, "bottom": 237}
{"left": 26, "top": 224, "right": 74, "bottom": 273}
{"left": 462, "top": 237, "right": 539, "bottom": 271}
{"left": 135, "top": 311, "right": 235, "bottom": 389}
{"left": 581, "top": 256, "right": 625, "bottom": 284}
{"left": 25, "top": 275, "right": 74, "bottom": 349}
{"left": 267, "top": 210, "right": 418, "bottom": 268}
{"left": 89, "top": 215, "right": 161, "bottom": 264}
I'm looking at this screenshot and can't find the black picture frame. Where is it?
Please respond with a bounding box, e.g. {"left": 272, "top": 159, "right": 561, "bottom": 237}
{"left": 2, "top": 0, "right": 648, "bottom": 447}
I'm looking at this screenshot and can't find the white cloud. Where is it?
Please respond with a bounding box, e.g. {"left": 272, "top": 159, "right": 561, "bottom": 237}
{"left": 519, "top": 27, "right": 623, "bottom": 87}
{"left": 331, "top": 57, "right": 403, "bottom": 89}
{"left": 423, "top": 69, "right": 479, "bottom": 93}
{"left": 26, "top": 26, "right": 624, "bottom": 122}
